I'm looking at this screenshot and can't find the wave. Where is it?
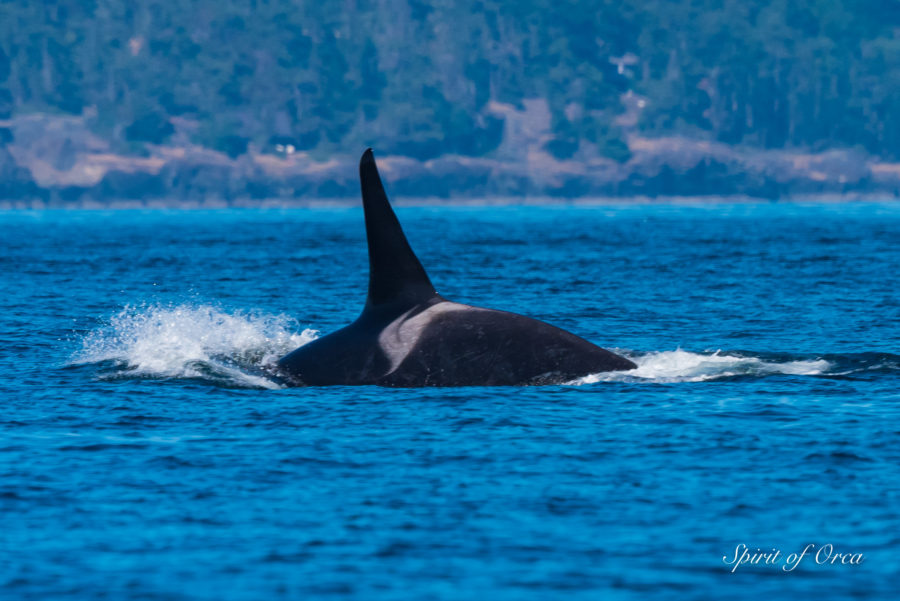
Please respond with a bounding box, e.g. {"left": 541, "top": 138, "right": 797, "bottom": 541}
{"left": 574, "top": 349, "right": 898, "bottom": 384}
{"left": 71, "top": 304, "right": 317, "bottom": 389}
{"left": 71, "top": 305, "right": 896, "bottom": 388}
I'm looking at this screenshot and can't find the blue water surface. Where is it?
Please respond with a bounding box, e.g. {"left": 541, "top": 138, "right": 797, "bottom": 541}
{"left": 1, "top": 202, "right": 898, "bottom": 600}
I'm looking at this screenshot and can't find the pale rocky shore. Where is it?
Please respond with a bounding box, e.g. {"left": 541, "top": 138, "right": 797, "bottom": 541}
{"left": 2, "top": 103, "right": 900, "bottom": 208}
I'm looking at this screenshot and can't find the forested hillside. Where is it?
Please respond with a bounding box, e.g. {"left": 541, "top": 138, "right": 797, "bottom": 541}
{"left": 2, "top": 0, "right": 900, "bottom": 202}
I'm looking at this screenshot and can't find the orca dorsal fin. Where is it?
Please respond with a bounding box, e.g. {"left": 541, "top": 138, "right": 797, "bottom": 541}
{"left": 359, "top": 149, "right": 437, "bottom": 308}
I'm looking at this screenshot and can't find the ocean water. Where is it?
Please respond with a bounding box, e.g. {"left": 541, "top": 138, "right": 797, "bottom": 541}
{"left": 1, "top": 202, "right": 898, "bottom": 600}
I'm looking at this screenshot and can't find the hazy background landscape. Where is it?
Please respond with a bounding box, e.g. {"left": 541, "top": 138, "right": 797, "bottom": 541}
{"left": 2, "top": 0, "right": 900, "bottom": 205}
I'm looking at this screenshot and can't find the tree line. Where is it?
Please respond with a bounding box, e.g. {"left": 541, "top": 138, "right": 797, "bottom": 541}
{"left": 1, "top": 0, "right": 899, "bottom": 162}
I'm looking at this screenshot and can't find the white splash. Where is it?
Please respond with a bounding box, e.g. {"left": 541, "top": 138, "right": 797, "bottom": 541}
{"left": 573, "top": 349, "right": 832, "bottom": 384}
{"left": 72, "top": 304, "right": 318, "bottom": 388}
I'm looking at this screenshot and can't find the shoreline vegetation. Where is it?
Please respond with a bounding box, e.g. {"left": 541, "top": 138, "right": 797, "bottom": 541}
{"left": 2, "top": 107, "right": 900, "bottom": 209}
{"left": 3, "top": 1, "right": 900, "bottom": 207}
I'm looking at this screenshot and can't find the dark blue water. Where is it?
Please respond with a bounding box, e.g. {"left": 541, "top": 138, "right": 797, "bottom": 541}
{"left": 1, "top": 203, "right": 898, "bottom": 600}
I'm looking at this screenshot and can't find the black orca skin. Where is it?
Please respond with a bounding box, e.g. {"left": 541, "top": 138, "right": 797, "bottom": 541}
{"left": 276, "top": 149, "right": 636, "bottom": 387}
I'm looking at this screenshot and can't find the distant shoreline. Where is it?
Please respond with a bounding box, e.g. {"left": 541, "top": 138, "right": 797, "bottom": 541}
{"left": 2, "top": 194, "right": 898, "bottom": 211}
{"left": 5, "top": 112, "right": 900, "bottom": 209}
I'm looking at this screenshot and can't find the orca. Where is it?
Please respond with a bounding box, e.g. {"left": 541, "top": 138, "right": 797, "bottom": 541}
{"left": 276, "top": 149, "right": 636, "bottom": 387}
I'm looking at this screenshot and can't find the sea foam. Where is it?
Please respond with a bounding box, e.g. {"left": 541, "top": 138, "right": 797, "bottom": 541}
{"left": 573, "top": 349, "right": 831, "bottom": 384}
{"left": 73, "top": 304, "right": 317, "bottom": 388}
